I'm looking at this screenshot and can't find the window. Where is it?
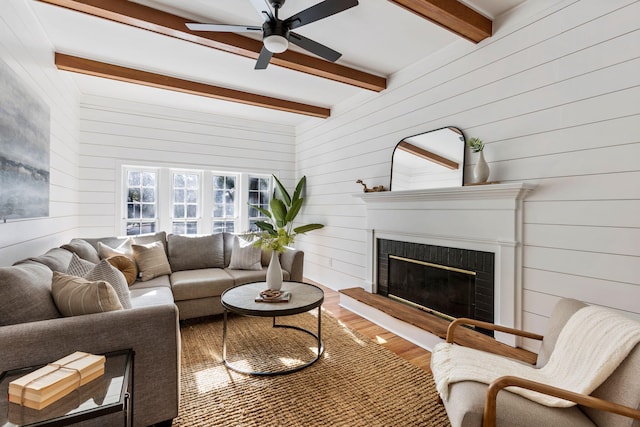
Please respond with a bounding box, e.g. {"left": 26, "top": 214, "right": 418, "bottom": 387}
{"left": 172, "top": 172, "right": 199, "bottom": 235}
{"left": 212, "top": 174, "right": 237, "bottom": 233}
{"left": 125, "top": 169, "right": 157, "bottom": 236}
{"left": 122, "top": 167, "right": 271, "bottom": 235}
{"left": 248, "top": 175, "right": 271, "bottom": 231}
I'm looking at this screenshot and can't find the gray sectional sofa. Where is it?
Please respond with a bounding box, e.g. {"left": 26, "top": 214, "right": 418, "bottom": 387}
{"left": 0, "top": 231, "right": 304, "bottom": 426}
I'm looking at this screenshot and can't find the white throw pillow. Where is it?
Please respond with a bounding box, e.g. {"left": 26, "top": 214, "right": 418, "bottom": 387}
{"left": 228, "top": 237, "right": 263, "bottom": 271}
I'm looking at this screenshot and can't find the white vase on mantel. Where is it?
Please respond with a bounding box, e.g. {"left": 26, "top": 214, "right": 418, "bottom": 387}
{"left": 266, "top": 250, "right": 283, "bottom": 291}
{"left": 473, "top": 150, "right": 490, "bottom": 184}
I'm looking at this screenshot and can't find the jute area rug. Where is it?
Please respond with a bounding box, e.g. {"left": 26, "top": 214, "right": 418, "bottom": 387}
{"left": 175, "top": 310, "right": 450, "bottom": 426}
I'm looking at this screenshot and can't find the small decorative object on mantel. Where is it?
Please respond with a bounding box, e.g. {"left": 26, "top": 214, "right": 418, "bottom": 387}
{"left": 356, "top": 179, "right": 386, "bottom": 193}
{"left": 468, "top": 137, "right": 490, "bottom": 184}
{"left": 247, "top": 175, "right": 324, "bottom": 291}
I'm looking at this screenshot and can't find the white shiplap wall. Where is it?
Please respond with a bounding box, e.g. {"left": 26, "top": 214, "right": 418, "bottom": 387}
{"left": 295, "top": 0, "right": 640, "bottom": 341}
{"left": 0, "top": 0, "right": 81, "bottom": 266}
{"left": 77, "top": 95, "right": 296, "bottom": 237}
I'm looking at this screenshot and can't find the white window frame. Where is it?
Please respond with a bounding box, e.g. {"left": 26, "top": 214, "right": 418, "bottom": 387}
{"left": 120, "top": 167, "right": 272, "bottom": 236}
{"left": 121, "top": 166, "right": 160, "bottom": 236}
{"left": 170, "top": 169, "right": 202, "bottom": 235}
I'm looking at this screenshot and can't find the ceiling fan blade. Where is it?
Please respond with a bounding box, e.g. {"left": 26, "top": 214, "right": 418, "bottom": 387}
{"left": 289, "top": 32, "right": 341, "bottom": 62}
{"left": 284, "top": 0, "right": 358, "bottom": 30}
{"left": 186, "top": 23, "right": 262, "bottom": 32}
{"left": 248, "top": 0, "right": 274, "bottom": 21}
{"left": 254, "top": 46, "right": 273, "bottom": 69}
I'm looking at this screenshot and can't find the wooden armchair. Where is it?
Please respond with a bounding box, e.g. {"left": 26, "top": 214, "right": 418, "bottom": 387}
{"left": 436, "top": 299, "right": 640, "bottom": 427}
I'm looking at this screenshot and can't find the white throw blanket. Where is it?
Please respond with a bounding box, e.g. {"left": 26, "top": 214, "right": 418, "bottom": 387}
{"left": 431, "top": 305, "right": 640, "bottom": 407}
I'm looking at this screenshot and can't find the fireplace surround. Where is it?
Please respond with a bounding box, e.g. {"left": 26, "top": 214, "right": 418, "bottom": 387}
{"left": 346, "top": 183, "right": 535, "bottom": 349}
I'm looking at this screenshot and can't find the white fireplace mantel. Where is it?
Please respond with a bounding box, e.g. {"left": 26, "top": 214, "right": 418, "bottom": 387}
{"left": 352, "top": 182, "right": 535, "bottom": 347}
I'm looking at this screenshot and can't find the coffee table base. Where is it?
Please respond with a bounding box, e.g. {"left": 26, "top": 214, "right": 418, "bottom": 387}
{"left": 222, "top": 307, "right": 324, "bottom": 376}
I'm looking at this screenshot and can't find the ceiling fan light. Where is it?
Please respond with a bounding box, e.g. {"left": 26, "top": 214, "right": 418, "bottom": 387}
{"left": 263, "top": 35, "right": 288, "bottom": 53}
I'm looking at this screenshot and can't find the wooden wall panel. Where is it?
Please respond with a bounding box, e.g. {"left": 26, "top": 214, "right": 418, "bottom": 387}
{"left": 0, "top": 0, "right": 82, "bottom": 266}
{"left": 77, "top": 96, "right": 296, "bottom": 237}
{"left": 295, "top": 0, "right": 640, "bottom": 336}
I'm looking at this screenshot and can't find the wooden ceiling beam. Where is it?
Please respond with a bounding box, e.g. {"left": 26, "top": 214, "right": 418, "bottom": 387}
{"left": 55, "top": 53, "right": 330, "bottom": 118}
{"left": 388, "top": 0, "right": 492, "bottom": 43}
{"left": 36, "top": 0, "right": 387, "bottom": 92}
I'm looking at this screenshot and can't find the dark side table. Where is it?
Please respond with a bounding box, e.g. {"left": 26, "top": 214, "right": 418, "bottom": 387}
{"left": 0, "top": 349, "right": 134, "bottom": 427}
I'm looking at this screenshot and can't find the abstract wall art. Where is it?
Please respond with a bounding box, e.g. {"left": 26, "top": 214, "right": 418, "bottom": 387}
{"left": 0, "top": 59, "right": 50, "bottom": 220}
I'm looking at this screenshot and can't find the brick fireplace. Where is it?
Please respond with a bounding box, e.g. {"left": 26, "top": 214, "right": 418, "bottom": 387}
{"left": 343, "top": 183, "right": 534, "bottom": 349}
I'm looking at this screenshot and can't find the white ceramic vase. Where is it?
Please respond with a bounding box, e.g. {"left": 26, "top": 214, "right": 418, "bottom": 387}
{"left": 266, "top": 250, "right": 283, "bottom": 291}
{"left": 473, "top": 150, "right": 490, "bottom": 183}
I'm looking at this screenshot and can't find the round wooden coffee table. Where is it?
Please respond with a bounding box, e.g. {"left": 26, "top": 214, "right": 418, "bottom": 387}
{"left": 220, "top": 281, "right": 324, "bottom": 376}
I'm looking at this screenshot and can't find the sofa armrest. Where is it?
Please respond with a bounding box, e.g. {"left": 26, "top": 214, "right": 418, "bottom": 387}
{"left": 483, "top": 375, "right": 640, "bottom": 427}
{"left": 0, "top": 304, "right": 180, "bottom": 426}
{"left": 281, "top": 249, "right": 304, "bottom": 282}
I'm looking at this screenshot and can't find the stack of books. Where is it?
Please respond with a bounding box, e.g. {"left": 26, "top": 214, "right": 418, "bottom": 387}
{"left": 255, "top": 290, "right": 291, "bottom": 303}
{"left": 8, "top": 351, "right": 105, "bottom": 410}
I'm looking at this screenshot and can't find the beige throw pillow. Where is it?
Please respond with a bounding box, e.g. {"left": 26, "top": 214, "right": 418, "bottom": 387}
{"left": 131, "top": 241, "right": 172, "bottom": 281}
{"left": 65, "top": 255, "right": 132, "bottom": 309}
{"left": 228, "top": 237, "right": 263, "bottom": 270}
{"left": 51, "top": 272, "right": 123, "bottom": 317}
{"left": 98, "top": 241, "right": 138, "bottom": 281}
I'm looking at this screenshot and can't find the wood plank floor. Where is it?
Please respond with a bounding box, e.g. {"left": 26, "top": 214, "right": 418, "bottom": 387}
{"left": 313, "top": 283, "right": 538, "bottom": 373}
{"left": 314, "top": 283, "right": 435, "bottom": 372}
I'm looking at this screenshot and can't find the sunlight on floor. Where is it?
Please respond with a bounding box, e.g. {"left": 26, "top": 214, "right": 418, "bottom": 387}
{"left": 336, "top": 319, "right": 367, "bottom": 346}
{"left": 375, "top": 335, "right": 387, "bottom": 344}
{"left": 194, "top": 365, "right": 241, "bottom": 393}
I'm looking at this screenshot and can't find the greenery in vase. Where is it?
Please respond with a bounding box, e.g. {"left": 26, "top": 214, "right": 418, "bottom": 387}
{"left": 248, "top": 175, "right": 324, "bottom": 252}
{"left": 467, "top": 137, "right": 484, "bottom": 153}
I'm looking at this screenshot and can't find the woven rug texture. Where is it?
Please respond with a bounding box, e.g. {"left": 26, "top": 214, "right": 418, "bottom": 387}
{"left": 175, "top": 311, "right": 450, "bottom": 426}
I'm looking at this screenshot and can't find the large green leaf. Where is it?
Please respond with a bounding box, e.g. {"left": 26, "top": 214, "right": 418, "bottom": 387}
{"left": 285, "top": 198, "right": 304, "bottom": 223}
{"left": 249, "top": 204, "right": 272, "bottom": 220}
{"left": 254, "top": 221, "right": 277, "bottom": 235}
{"left": 270, "top": 198, "right": 287, "bottom": 228}
{"left": 293, "top": 223, "right": 324, "bottom": 234}
{"left": 292, "top": 176, "right": 306, "bottom": 203}
{"left": 272, "top": 175, "right": 291, "bottom": 207}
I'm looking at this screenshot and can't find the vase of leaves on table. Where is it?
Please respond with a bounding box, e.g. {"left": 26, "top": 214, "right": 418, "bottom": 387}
{"left": 249, "top": 175, "right": 323, "bottom": 291}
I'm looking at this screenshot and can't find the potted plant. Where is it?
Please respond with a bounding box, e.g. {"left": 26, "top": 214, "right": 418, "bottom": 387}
{"left": 468, "top": 137, "right": 490, "bottom": 183}
{"left": 249, "top": 175, "right": 324, "bottom": 290}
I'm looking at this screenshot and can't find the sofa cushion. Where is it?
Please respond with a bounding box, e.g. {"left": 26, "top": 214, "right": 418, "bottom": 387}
{"left": 0, "top": 262, "right": 61, "bottom": 326}
{"left": 129, "top": 286, "right": 175, "bottom": 308}
{"left": 167, "top": 233, "right": 224, "bottom": 272}
{"left": 83, "top": 260, "right": 132, "bottom": 309}
{"left": 224, "top": 267, "right": 290, "bottom": 286}
{"left": 132, "top": 231, "right": 168, "bottom": 254}
{"left": 60, "top": 239, "right": 100, "bottom": 264}
{"left": 132, "top": 241, "right": 172, "bottom": 281}
{"left": 170, "top": 268, "right": 234, "bottom": 301}
{"left": 17, "top": 248, "right": 73, "bottom": 273}
{"left": 228, "top": 236, "right": 262, "bottom": 270}
{"left": 51, "top": 272, "right": 123, "bottom": 317}
{"left": 223, "top": 232, "right": 235, "bottom": 267}
{"left": 129, "top": 274, "right": 172, "bottom": 291}
{"left": 84, "top": 236, "right": 129, "bottom": 253}
{"left": 106, "top": 255, "right": 137, "bottom": 286}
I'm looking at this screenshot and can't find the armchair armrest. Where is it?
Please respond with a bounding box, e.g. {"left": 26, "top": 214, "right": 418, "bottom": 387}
{"left": 446, "top": 318, "right": 544, "bottom": 344}
{"left": 483, "top": 375, "right": 640, "bottom": 427}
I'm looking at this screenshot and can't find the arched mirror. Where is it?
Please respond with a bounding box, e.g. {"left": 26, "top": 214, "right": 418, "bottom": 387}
{"left": 390, "top": 126, "right": 465, "bottom": 190}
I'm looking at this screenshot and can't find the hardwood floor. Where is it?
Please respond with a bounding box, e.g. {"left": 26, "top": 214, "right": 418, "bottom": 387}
{"left": 314, "top": 283, "right": 434, "bottom": 372}
{"left": 313, "top": 282, "right": 538, "bottom": 372}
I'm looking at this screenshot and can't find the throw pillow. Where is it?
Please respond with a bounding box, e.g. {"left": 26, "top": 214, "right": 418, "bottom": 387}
{"left": 167, "top": 233, "right": 224, "bottom": 271}
{"left": 131, "top": 231, "right": 168, "bottom": 254}
{"left": 106, "top": 255, "right": 137, "bottom": 286}
{"left": 66, "top": 253, "right": 96, "bottom": 277}
{"left": 51, "top": 272, "right": 123, "bottom": 317}
{"left": 60, "top": 239, "right": 101, "bottom": 264}
{"left": 98, "top": 241, "right": 138, "bottom": 280}
{"left": 131, "top": 241, "right": 172, "bottom": 281}
{"left": 228, "top": 237, "right": 263, "bottom": 270}
{"left": 83, "top": 260, "right": 132, "bottom": 309}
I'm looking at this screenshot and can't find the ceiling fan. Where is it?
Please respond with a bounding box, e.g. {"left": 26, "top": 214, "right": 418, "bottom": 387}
{"left": 186, "top": 0, "right": 358, "bottom": 69}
